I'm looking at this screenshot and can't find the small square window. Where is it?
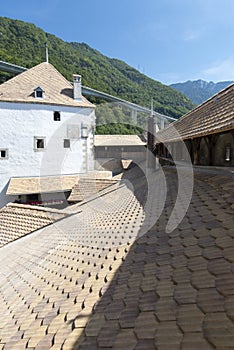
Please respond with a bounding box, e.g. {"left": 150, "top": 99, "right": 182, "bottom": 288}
{"left": 64, "top": 139, "right": 70, "bottom": 148}
{"left": 37, "top": 139, "right": 44, "bottom": 148}
{"left": 34, "top": 137, "right": 46, "bottom": 151}
{"left": 54, "top": 111, "right": 61, "bottom": 121}
{"left": 0, "top": 149, "right": 8, "bottom": 159}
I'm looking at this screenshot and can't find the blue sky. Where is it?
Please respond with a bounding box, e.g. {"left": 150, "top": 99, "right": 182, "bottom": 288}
{"left": 1, "top": 0, "right": 234, "bottom": 84}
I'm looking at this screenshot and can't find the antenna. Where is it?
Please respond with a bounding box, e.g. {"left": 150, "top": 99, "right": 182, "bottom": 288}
{"left": 45, "top": 44, "right": 49, "bottom": 63}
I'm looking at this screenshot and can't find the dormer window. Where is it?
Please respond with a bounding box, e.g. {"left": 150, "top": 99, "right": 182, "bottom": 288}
{"left": 34, "top": 86, "right": 44, "bottom": 99}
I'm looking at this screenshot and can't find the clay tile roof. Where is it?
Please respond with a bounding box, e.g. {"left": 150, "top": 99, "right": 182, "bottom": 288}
{"left": 0, "top": 166, "right": 234, "bottom": 349}
{"left": 0, "top": 203, "right": 57, "bottom": 247}
{"left": 68, "top": 177, "right": 119, "bottom": 202}
{"left": 94, "top": 134, "right": 146, "bottom": 147}
{"left": 0, "top": 62, "right": 94, "bottom": 108}
{"left": 156, "top": 83, "right": 234, "bottom": 143}
{"left": 7, "top": 174, "right": 79, "bottom": 195}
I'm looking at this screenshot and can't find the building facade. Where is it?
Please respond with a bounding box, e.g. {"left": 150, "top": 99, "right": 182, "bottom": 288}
{"left": 94, "top": 135, "right": 146, "bottom": 173}
{"left": 0, "top": 62, "right": 95, "bottom": 207}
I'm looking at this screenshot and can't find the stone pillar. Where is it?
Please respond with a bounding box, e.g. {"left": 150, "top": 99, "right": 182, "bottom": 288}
{"left": 131, "top": 110, "right": 137, "bottom": 125}
{"left": 147, "top": 116, "right": 156, "bottom": 170}
{"left": 192, "top": 138, "right": 201, "bottom": 165}
{"left": 160, "top": 118, "right": 165, "bottom": 129}
{"left": 204, "top": 134, "right": 218, "bottom": 166}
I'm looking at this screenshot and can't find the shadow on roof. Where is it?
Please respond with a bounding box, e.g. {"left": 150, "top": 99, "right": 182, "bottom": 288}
{"left": 71, "top": 166, "right": 234, "bottom": 349}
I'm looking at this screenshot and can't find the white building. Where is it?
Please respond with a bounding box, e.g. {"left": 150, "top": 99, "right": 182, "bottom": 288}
{"left": 0, "top": 62, "right": 95, "bottom": 208}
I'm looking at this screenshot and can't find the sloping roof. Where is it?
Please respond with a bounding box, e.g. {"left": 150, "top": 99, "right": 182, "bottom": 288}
{"left": 68, "top": 177, "right": 119, "bottom": 202}
{"left": 0, "top": 167, "right": 234, "bottom": 349}
{"left": 156, "top": 83, "right": 234, "bottom": 143}
{"left": 0, "top": 203, "right": 55, "bottom": 247}
{"left": 94, "top": 134, "right": 146, "bottom": 147}
{"left": 0, "top": 62, "right": 94, "bottom": 108}
{"left": 7, "top": 174, "right": 79, "bottom": 195}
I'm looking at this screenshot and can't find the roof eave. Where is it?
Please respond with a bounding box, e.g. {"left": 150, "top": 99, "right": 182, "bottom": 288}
{"left": 0, "top": 99, "right": 95, "bottom": 109}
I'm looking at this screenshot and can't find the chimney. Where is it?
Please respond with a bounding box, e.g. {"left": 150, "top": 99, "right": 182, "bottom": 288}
{"left": 73, "top": 74, "right": 82, "bottom": 100}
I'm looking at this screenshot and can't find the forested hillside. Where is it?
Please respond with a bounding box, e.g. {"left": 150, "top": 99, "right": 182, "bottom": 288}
{"left": 0, "top": 16, "right": 194, "bottom": 120}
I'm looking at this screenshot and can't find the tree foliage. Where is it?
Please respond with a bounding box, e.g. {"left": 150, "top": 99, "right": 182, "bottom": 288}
{"left": 0, "top": 16, "right": 195, "bottom": 129}
{"left": 95, "top": 103, "right": 145, "bottom": 135}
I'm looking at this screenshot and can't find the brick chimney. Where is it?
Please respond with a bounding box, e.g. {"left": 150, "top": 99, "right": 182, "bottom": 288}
{"left": 73, "top": 74, "right": 82, "bottom": 100}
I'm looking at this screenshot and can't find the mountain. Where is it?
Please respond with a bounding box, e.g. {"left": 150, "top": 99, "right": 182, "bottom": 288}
{"left": 170, "top": 80, "right": 234, "bottom": 105}
{"left": 0, "top": 16, "right": 194, "bottom": 119}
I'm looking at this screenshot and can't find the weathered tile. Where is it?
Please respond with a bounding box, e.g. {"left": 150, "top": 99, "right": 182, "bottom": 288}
{"left": 177, "top": 304, "right": 204, "bottom": 332}
{"left": 0, "top": 167, "right": 233, "bottom": 350}
{"left": 134, "top": 311, "right": 158, "bottom": 339}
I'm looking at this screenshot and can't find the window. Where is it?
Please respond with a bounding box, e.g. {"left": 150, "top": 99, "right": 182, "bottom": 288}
{"left": 0, "top": 149, "right": 8, "bottom": 159}
{"left": 36, "top": 139, "right": 44, "bottom": 149}
{"left": 54, "top": 111, "right": 61, "bottom": 121}
{"left": 36, "top": 90, "right": 43, "bottom": 98}
{"left": 34, "top": 137, "right": 46, "bottom": 151}
{"left": 34, "top": 86, "right": 44, "bottom": 99}
{"left": 64, "top": 139, "right": 70, "bottom": 148}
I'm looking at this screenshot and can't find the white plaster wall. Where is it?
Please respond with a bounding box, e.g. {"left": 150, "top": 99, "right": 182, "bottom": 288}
{"left": 0, "top": 102, "right": 95, "bottom": 207}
